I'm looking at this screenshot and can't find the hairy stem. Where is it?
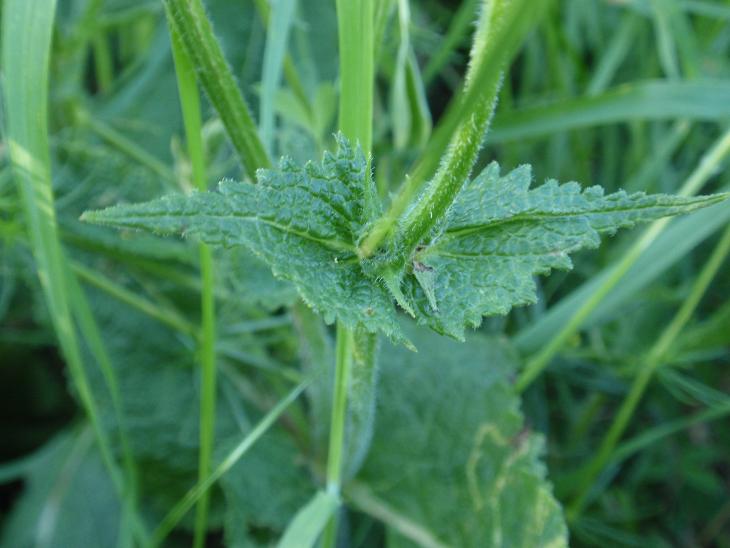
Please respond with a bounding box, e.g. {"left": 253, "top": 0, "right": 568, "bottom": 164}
{"left": 164, "top": 0, "right": 270, "bottom": 178}
{"left": 359, "top": 0, "right": 550, "bottom": 260}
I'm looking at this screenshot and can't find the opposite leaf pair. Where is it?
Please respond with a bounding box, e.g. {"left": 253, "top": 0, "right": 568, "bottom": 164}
{"left": 82, "top": 135, "right": 726, "bottom": 346}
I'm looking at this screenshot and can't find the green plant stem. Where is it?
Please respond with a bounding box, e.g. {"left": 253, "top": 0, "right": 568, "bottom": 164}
{"left": 92, "top": 32, "right": 114, "bottom": 93}
{"left": 322, "top": 322, "right": 353, "bottom": 547}
{"left": 359, "top": 0, "right": 550, "bottom": 260}
{"left": 516, "top": 126, "right": 730, "bottom": 392}
{"left": 321, "top": 2, "right": 376, "bottom": 545}
{"left": 169, "top": 26, "right": 217, "bottom": 548}
{"left": 336, "top": 0, "right": 374, "bottom": 155}
{"left": 567, "top": 221, "right": 730, "bottom": 521}
{"left": 163, "top": 0, "right": 270, "bottom": 179}
{"left": 150, "top": 381, "right": 309, "bottom": 547}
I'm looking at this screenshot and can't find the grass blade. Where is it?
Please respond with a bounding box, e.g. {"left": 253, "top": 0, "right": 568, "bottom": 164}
{"left": 490, "top": 80, "right": 730, "bottom": 143}
{"left": 260, "top": 0, "right": 297, "bottom": 153}
{"left": 2, "top": 0, "right": 142, "bottom": 540}
{"left": 168, "top": 23, "right": 218, "bottom": 548}
{"left": 150, "top": 381, "right": 308, "bottom": 546}
{"left": 516, "top": 127, "right": 730, "bottom": 390}
{"left": 567, "top": 221, "right": 730, "bottom": 519}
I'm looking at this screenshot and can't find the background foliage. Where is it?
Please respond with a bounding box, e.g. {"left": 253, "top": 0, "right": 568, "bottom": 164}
{"left": 1, "top": 0, "right": 730, "bottom": 546}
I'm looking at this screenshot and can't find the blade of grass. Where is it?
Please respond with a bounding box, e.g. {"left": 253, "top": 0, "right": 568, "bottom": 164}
{"left": 612, "top": 400, "right": 730, "bottom": 466}
{"left": 489, "top": 80, "right": 730, "bottom": 143}
{"left": 516, "top": 126, "right": 730, "bottom": 391}
{"left": 168, "top": 25, "right": 218, "bottom": 548}
{"left": 345, "top": 482, "right": 449, "bottom": 548}
{"left": 321, "top": 3, "right": 375, "bottom": 545}
{"left": 149, "top": 381, "right": 308, "bottom": 546}
{"left": 163, "top": 0, "right": 270, "bottom": 178}
{"left": 321, "top": 321, "right": 355, "bottom": 548}
{"left": 422, "top": 0, "right": 479, "bottom": 86}
{"left": 252, "top": 0, "right": 312, "bottom": 119}
{"left": 259, "top": 0, "right": 297, "bottom": 154}
{"left": 566, "top": 221, "right": 730, "bottom": 520}
{"left": 76, "top": 108, "right": 177, "bottom": 185}
{"left": 2, "top": 0, "right": 143, "bottom": 541}
{"left": 71, "top": 261, "right": 197, "bottom": 336}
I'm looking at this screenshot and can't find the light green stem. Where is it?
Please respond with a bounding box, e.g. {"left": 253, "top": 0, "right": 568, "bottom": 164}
{"left": 516, "top": 126, "right": 730, "bottom": 392}
{"left": 336, "top": 0, "right": 374, "bottom": 155}
{"left": 169, "top": 26, "right": 218, "bottom": 548}
{"left": 567, "top": 221, "right": 730, "bottom": 520}
{"left": 322, "top": 2, "right": 376, "bottom": 546}
{"left": 321, "top": 322, "right": 354, "bottom": 548}
{"left": 164, "top": 0, "right": 270, "bottom": 179}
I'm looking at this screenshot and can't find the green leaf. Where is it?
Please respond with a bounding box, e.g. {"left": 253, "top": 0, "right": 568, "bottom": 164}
{"left": 276, "top": 491, "right": 339, "bottom": 548}
{"left": 83, "top": 135, "right": 403, "bottom": 342}
{"left": 83, "top": 137, "right": 725, "bottom": 346}
{"left": 0, "top": 430, "right": 121, "bottom": 548}
{"left": 397, "top": 163, "right": 727, "bottom": 339}
{"left": 356, "top": 324, "right": 568, "bottom": 547}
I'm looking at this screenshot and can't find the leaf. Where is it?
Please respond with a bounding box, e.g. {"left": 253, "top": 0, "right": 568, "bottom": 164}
{"left": 357, "top": 323, "right": 568, "bottom": 547}
{"left": 0, "top": 430, "right": 121, "bottom": 548}
{"left": 398, "top": 163, "right": 727, "bottom": 339}
{"left": 83, "top": 137, "right": 725, "bottom": 346}
{"left": 82, "top": 135, "right": 404, "bottom": 343}
{"left": 276, "top": 491, "right": 339, "bottom": 548}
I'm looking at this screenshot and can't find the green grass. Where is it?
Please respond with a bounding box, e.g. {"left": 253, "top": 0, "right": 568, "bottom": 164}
{"left": 1, "top": 0, "right": 730, "bottom": 546}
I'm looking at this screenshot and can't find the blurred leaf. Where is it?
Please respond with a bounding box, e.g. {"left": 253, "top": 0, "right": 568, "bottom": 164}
{"left": 0, "top": 430, "right": 121, "bottom": 548}
{"left": 357, "top": 324, "right": 568, "bottom": 547}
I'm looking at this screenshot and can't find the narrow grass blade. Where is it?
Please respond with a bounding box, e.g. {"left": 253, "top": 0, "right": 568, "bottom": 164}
{"left": 490, "top": 80, "right": 730, "bottom": 143}
{"left": 2, "top": 0, "right": 140, "bottom": 537}
{"left": 168, "top": 23, "right": 218, "bottom": 548}
{"left": 346, "top": 482, "right": 449, "bottom": 548}
{"left": 567, "top": 221, "right": 730, "bottom": 519}
{"left": 260, "top": 0, "right": 297, "bottom": 153}
{"left": 277, "top": 491, "right": 339, "bottom": 548}
{"left": 422, "top": 0, "right": 479, "bottom": 85}
{"left": 149, "top": 381, "right": 308, "bottom": 546}
{"left": 71, "top": 261, "right": 197, "bottom": 336}
{"left": 515, "top": 127, "right": 730, "bottom": 390}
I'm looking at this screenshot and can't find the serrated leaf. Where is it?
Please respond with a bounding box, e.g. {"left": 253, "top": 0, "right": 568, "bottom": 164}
{"left": 83, "top": 138, "right": 725, "bottom": 346}
{"left": 82, "top": 136, "right": 404, "bottom": 342}
{"left": 357, "top": 324, "right": 568, "bottom": 547}
{"left": 399, "top": 163, "right": 727, "bottom": 339}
